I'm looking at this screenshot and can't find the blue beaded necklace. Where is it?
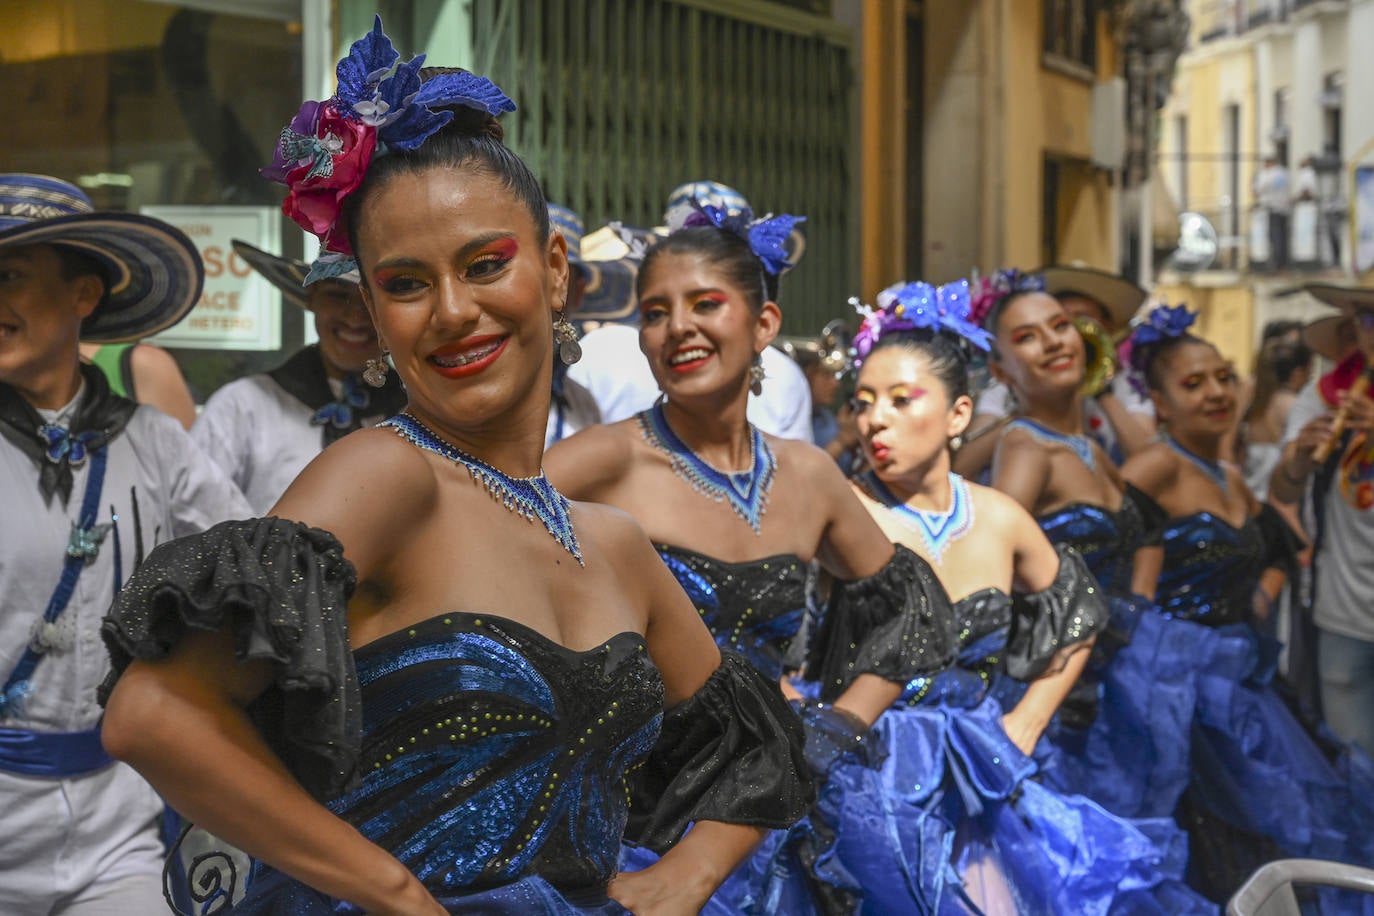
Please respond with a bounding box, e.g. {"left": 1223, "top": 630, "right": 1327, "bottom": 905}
{"left": 856, "top": 470, "right": 974, "bottom": 564}
{"left": 383, "top": 412, "right": 583, "bottom": 565}
{"left": 1005, "top": 418, "right": 1096, "bottom": 472}
{"left": 637, "top": 403, "right": 776, "bottom": 534}
{"left": 1163, "top": 434, "right": 1228, "bottom": 492}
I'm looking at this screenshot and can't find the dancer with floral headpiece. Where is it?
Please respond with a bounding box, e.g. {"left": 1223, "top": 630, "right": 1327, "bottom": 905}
{"left": 546, "top": 199, "right": 956, "bottom": 912}
{"left": 829, "top": 278, "right": 1211, "bottom": 915}
{"left": 98, "top": 18, "right": 812, "bottom": 914}
{"left": 1118, "top": 305, "right": 1374, "bottom": 907}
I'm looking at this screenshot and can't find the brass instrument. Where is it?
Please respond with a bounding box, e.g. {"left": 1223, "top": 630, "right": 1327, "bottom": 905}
{"left": 1072, "top": 315, "right": 1121, "bottom": 398}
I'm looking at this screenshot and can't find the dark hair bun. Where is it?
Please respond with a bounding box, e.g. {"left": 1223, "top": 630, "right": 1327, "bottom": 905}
{"left": 417, "top": 67, "right": 505, "bottom": 142}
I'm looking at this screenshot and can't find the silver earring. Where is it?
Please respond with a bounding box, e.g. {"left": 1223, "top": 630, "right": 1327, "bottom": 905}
{"left": 949, "top": 434, "right": 965, "bottom": 451}
{"left": 554, "top": 310, "right": 582, "bottom": 365}
{"left": 363, "top": 351, "right": 390, "bottom": 388}
{"left": 749, "top": 353, "right": 766, "bottom": 396}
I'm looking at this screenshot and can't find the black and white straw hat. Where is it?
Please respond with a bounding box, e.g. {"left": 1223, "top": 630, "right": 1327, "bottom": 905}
{"left": 0, "top": 174, "right": 203, "bottom": 343}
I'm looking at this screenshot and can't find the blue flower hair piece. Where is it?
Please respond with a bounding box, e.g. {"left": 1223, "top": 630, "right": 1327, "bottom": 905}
{"left": 851, "top": 279, "right": 992, "bottom": 365}
{"left": 682, "top": 201, "right": 804, "bottom": 275}
{"left": 1120, "top": 303, "right": 1198, "bottom": 395}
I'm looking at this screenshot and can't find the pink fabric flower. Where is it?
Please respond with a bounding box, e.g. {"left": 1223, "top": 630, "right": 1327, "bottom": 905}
{"left": 280, "top": 105, "right": 377, "bottom": 254}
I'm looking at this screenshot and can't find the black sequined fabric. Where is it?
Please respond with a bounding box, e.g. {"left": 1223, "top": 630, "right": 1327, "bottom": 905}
{"left": 655, "top": 544, "right": 808, "bottom": 682}
{"left": 1156, "top": 505, "right": 1303, "bottom": 627}
{"left": 99, "top": 518, "right": 361, "bottom": 800}
{"left": 805, "top": 545, "right": 958, "bottom": 704}
{"left": 627, "top": 650, "right": 814, "bottom": 852}
{"left": 1005, "top": 545, "right": 1108, "bottom": 681}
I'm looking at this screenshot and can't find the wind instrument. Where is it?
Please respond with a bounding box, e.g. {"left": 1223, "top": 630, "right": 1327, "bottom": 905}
{"left": 1312, "top": 366, "right": 1374, "bottom": 463}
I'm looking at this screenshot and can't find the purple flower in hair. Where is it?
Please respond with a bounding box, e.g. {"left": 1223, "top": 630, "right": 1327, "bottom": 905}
{"left": 682, "top": 201, "right": 804, "bottom": 275}
{"left": 852, "top": 279, "right": 991, "bottom": 365}
{"left": 968, "top": 269, "right": 1045, "bottom": 328}
{"left": 1121, "top": 303, "right": 1198, "bottom": 395}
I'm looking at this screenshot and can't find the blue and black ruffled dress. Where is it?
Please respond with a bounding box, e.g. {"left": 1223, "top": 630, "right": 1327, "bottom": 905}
{"left": 1154, "top": 507, "right": 1374, "bottom": 906}
{"left": 99, "top": 519, "right": 813, "bottom": 914}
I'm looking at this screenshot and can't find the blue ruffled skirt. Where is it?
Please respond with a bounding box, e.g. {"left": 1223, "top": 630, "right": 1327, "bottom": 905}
{"left": 1032, "top": 600, "right": 1205, "bottom": 819}
{"left": 823, "top": 695, "right": 1213, "bottom": 915}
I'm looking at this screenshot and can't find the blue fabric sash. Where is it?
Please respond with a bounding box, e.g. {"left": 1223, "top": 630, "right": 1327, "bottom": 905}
{"left": 0, "top": 725, "right": 113, "bottom": 777}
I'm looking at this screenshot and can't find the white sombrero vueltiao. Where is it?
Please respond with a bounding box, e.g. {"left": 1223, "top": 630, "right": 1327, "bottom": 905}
{"left": 0, "top": 173, "right": 203, "bottom": 343}
{"left": 1302, "top": 282, "right": 1374, "bottom": 362}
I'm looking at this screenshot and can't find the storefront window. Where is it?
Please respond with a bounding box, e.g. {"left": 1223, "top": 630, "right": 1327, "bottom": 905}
{"left": 1, "top": 0, "right": 309, "bottom": 400}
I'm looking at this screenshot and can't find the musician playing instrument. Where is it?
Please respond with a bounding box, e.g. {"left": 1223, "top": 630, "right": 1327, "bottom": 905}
{"left": 1270, "top": 284, "right": 1374, "bottom": 756}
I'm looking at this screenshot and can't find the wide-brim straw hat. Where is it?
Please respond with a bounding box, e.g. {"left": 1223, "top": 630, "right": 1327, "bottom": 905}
{"left": 231, "top": 239, "right": 320, "bottom": 310}
{"left": 1037, "top": 263, "right": 1148, "bottom": 330}
{"left": 548, "top": 202, "right": 640, "bottom": 327}
{"left": 1301, "top": 283, "right": 1374, "bottom": 361}
{"left": 0, "top": 173, "right": 202, "bottom": 343}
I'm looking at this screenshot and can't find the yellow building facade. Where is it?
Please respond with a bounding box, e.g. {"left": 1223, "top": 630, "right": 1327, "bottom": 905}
{"left": 856, "top": 0, "right": 1127, "bottom": 297}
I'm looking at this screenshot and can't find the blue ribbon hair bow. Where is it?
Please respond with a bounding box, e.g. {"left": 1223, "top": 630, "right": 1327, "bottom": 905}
{"left": 853, "top": 279, "right": 992, "bottom": 362}
{"left": 687, "top": 201, "right": 805, "bottom": 276}
{"left": 310, "top": 375, "right": 371, "bottom": 430}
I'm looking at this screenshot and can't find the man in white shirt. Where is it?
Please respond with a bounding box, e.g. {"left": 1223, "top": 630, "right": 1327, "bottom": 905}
{"left": 0, "top": 174, "right": 250, "bottom": 914}
{"left": 1254, "top": 156, "right": 1292, "bottom": 269}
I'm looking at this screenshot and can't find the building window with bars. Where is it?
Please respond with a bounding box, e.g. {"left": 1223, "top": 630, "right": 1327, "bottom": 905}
{"left": 1044, "top": 0, "right": 1098, "bottom": 77}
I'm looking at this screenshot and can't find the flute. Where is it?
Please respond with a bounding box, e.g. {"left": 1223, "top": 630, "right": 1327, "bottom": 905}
{"left": 1312, "top": 366, "right": 1374, "bottom": 463}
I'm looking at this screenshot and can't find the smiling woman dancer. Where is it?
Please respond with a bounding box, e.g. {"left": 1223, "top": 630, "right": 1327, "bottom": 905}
{"left": 1119, "top": 306, "right": 1374, "bottom": 907}
{"left": 826, "top": 280, "right": 1210, "bottom": 916}
{"left": 544, "top": 204, "right": 953, "bottom": 912}
{"left": 96, "top": 20, "right": 810, "bottom": 915}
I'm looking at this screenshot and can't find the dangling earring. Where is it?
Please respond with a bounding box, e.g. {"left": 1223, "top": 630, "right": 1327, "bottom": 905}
{"left": 949, "top": 434, "right": 965, "bottom": 451}
{"left": 554, "top": 310, "right": 582, "bottom": 365}
{"left": 363, "top": 351, "right": 390, "bottom": 388}
{"left": 749, "top": 353, "right": 766, "bottom": 396}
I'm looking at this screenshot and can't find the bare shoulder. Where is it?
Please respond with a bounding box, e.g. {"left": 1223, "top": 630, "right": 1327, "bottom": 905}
{"left": 544, "top": 418, "right": 641, "bottom": 498}
{"left": 1120, "top": 439, "right": 1177, "bottom": 495}
{"left": 771, "top": 434, "right": 848, "bottom": 490}
{"left": 568, "top": 499, "right": 664, "bottom": 593}
{"left": 966, "top": 479, "right": 1037, "bottom": 531}
{"left": 274, "top": 426, "right": 437, "bottom": 527}
{"left": 129, "top": 342, "right": 184, "bottom": 376}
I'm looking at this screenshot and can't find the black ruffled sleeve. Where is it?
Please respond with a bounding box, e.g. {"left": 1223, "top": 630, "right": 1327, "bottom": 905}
{"left": 805, "top": 544, "right": 957, "bottom": 703}
{"left": 1256, "top": 502, "right": 1306, "bottom": 572}
{"left": 1124, "top": 483, "right": 1168, "bottom": 547}
{"left": 99, "top": 518, "right": 360, "bottom": 802}
{"left": 1005, "top": 545, "right": 1108, "bottom": 681}
{"left": 625, "top": 650, "right": 814, "bottom": 851}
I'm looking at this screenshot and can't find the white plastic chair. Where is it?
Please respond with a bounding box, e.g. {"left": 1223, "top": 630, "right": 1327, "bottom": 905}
{"left": 1228, "top": 859, "right": 1374, "bottom": 916}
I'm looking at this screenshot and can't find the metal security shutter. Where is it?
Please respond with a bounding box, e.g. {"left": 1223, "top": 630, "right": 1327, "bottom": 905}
{"left": 469, "top": 0, "right": 855, "bottom": 334}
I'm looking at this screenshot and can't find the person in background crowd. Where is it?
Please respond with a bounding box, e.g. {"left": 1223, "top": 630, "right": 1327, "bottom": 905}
{"left": 1122, "top": 305, "right": 1373, "bottom": 905}
{"left": 1254, "top": 155, "right": 1292, "bottom": 270}
{"left": 1241, "top": 335, "right": 1312, "bottom": 499}
{"left": 956, "top": 263, "right": 1154, "bottom": 480}
{"left": 190, "top": 240, "right": 406, "bottom": 514}
{"left": 0, "top": 173, "right": 250, "bottom": 914}
{"left": 1271, "top": 283, "right": 1374, "bottom": 757}
{"left": 566, "top": 180, "right": 813, "bottom": 439}
{"left": 98, "top": 27, "right": 810, "bottom": 914}
{"left": 78, "top": 340, "right": 197, "bottom": 430}
{"left": 789, "top": 318, "right": 859, "bottom": 463}
{"left": 543, "top": 204, "right": 604, "bottom": 448}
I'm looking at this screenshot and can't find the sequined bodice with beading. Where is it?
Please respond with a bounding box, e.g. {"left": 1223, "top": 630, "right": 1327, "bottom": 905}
{"left": 656, "top": 545, "right": 808, "bottom": 682}
{"left": 331, "top": 612, "right": 664, "bottom": 897}
{"left": 900, "top": 589, "right": 1013, "bottom": 708}
{"left": 1156, "top": 513, "right": 1263, "bottom": 627}
{"left": 1037, "top": 489, "right": 1153, "bottom": 596}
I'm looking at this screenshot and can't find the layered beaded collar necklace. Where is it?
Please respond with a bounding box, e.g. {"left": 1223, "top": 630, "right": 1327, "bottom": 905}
{"left": 1163, "top": 434, "right": 1228, "bottom": 493}
{"left": 855, "top": 470, "right": 974, "bottom": 564}
{"left": 637, "top": 403, "right": 776, "bottom": 534}
{"left": 1005, "top": 417, "right": 1096, "bottom": 472}
{"left": 383, "top": 412, "right": 583, "bottom": 564}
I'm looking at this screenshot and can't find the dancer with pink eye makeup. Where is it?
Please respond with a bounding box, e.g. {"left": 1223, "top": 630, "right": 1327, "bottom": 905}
{"left": 829, "top": 280, "right": 1211, "bottom": 916}
{"left": 97, "top": 19, "right": 812, "bottom": 915}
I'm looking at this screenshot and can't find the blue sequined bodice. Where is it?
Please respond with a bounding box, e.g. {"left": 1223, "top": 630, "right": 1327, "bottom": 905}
{"left": 1156, "top": 513, "right": 1263, "bottom": 627}
{"left": 1037, "top": 494, "right": 1149, "bottom": 596}
{"left": 656, "top": 545, "right": 808, "bottom": 682}
{"left": 900, "top": 589, "right": 1012, "bottom": 708}
{"left": 333, "top": 613, "right": 664, "bottom": 897}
